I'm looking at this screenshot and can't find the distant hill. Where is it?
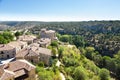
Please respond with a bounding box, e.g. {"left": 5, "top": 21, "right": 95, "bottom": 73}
{"left": 0, "top": 24, "right": 10, "bottom": 30}
{"left": 0, "top": 21, "right": 44, "bottom": 30}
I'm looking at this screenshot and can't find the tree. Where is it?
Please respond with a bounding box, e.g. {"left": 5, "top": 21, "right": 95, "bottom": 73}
{"left": 99, "top": 68, "right": 110, "bottom": 80}
{"left": 0, "top": 31, "right": 14, "bottom": 44}
{"left": 116, "top": 64, "right": 120, "bottom": 79}
{"left": 0, "top": 35, "right": 7, "bottom": 44}
{"left": 51, "top": 41, "right": 58, "bottom": 48}
{"left": 73, "top": 66, "right": 88, "bottom": 80}
{"left": 15, "top": 31, "right": 21, "bottom": 37}
{"left": 52, "top": 48, "right": 58, "bottom": 56}
{"left": 2, "top": 31, "right": 14, "bottom": 41}
{"left": 58, "top": 46, "right": 64, "bottom": 59}
{"left": 93, "top": 54, "right": 103, "bottom": 67}
{"left": 60, "top": 35, "right": 70, "bottom": 42}
{"left": 85, "top": 47, "right": 95, "bottom": 60}
{"left": 103, "top": 56, "right": 116, "bottom": 72}
{"left": 85, "top": 47, "right": 95, "bottom": 52}
{"left": 72, "top": 35, "right": 85, "bottom": 48}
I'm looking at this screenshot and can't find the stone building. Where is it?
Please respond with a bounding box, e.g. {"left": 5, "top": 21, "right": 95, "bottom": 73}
{"left": 40, "top": 28, "right": 56, "bottom": 41}
{"left": 16, "top": 48, "right": 39, "bottom": 63}
{"left": 0, "top": 59, "right": 36, "bottom": 80}
{"left": 0, "top": 45, "right": 16, "bottom": 59}
{"left": 38, "top": 38, "right": 51, "bottom": 48}
{"left": 16, "top": 44, "right": 52, "bottom": 65}
{"left": 8, "top": 41, "right": 27, "bottom": 53}
{"left": 18, "top": 35, "right": 37, "bottom": 45}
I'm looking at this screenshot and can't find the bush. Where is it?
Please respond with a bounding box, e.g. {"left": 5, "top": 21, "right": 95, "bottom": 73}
{"left": 73, "top": 66, "right": 88, "bottom": 80}
{"left": 99, "top": 68, "right": 110, "bottom": 80}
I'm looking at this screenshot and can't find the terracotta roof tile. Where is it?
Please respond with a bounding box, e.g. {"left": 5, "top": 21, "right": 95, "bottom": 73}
{"left": 0, "top": 44, "right": 15, "bottom": 51}
{"left": 0, "top": 60, "right": 35, "bottom": 80}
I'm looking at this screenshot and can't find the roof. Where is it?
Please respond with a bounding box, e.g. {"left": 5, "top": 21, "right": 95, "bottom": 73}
{"left": 16, "top": 43, "right": 52, "bottom": 58}
{"left": 29, "top": 44, "right": 52, "bottom": 56}
{"left": 18, "top": 35, "right": 36, "bottom": 41}
{"left": 41, "top": 28, "right": 46, "bottom": 31}
{"left": 39, "top": 38, "right": 51, "bottom": 44}
{"left": 45, "top": 30, "right": 55, "bottom": 33}
{"left": 0, "top": 60, "right": 35, "bottom": 80}
{"left": 16, "top": 48, "right": 39, "bottom": 58}
{"left": 29, "top": 43, "right": 40, "bottom": 47}
{"left": 16, "top": 48, "right": 29, "bottom": 58}
{"left": 14, "top": 69, "right": 26, "bottom": 78}
{"left": 8, "top": 41, "right": 27, "bottom": 48}
{"left": 0, "top": 70, "right": 15, "bottom": 80}
{"left": 0, "top": 44, "right": 15, "bottom": 51}
{"left": 41, "top": 29, "right": 55, "bottom": 33}
{"left": 35, "top": 47, "right": 52, "bottom": 56}
{"left": 4, "top": 60, "right": 35, "bottom": 71}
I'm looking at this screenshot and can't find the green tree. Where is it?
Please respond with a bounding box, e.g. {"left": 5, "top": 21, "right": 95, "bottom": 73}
{"left": 51, "top": 41, "right": 58, "bottom": 48}
{"left": 72, "top": 35, "right": 85, "bottom": 48}
{"left": 0, "top": 31, "right": 14, "bottom": 44}
{"left": 52, "top": 48, "right": 58, "bottom": 56}
{"left": 73, "top": 66, "right": 88, "bottom": 80}
{"left": 60, "top": 35, "right": 70, "bottom": 42}
{"left": 99, "top": 68, "right": 110, "bottom": 80}
{"left": 58, "top": 46, "right": 64, "bottom": 59}
{"left": 103, "top": 56, "right": 116, "bottom": 72}
{"left": 15, "top": 31, "right": 21, "bottom": 37}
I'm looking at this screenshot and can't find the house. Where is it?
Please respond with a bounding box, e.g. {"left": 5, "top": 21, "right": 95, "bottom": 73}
{"left": 16, "top": 48, "right": 40, "bottom": 64}
{"left": 0, "top": 59, "right": 36, "bottom": 80}
{"left": 29, "top": 44, "right": 52, "bottom": 65}
{"left": 33, "top": 38, "right": 51, "bottom": 48}
{"left": 18, "top": 35, "right": 37, "bottom": 45}
{"left": 0, "top": 45, "right": 16, "bottom": 59}
{"left": 8, "top": 41, "right": 27, "bottom": 53}
{"left": 16, "top": 44, "right": 52, "bottom": 65}
{"left": 40, "top": 28, "right": 56, "bottom": 41}
{"left": 38, "top": 38, "right": 51, "bottom": 48}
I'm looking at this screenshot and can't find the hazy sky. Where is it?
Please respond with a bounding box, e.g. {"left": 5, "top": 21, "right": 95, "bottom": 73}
{"left": 0, "top": 0, "right": 120, "bottom": 21}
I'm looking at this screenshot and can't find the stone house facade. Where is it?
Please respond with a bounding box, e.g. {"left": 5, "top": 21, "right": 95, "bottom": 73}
{"left": 40, "top": 29, "right": 56, "bottom": 41}
{"left": 18, "top": 35, "right": 37, "bottom": 45}
{"left": 16, "top": 44, "right": 52, "bottom": 65}
{"left": 0, "top": 45, "right": 16, "bottom": 59}
{"left": 8, "top": 41, "right": 27, "bottom": 53}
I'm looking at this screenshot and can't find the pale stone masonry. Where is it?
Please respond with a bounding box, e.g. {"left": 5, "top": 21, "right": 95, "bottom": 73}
{"left": 0, "top": 59, "right": 36, "bottom": 80}
{"left": 0, "top": 44, "right": 16, "bottom": 59}
{"left": 18, "top": 35, "right": 37, "bottom": 44}
{"left": 8, "top": 41, "right": 27, "bottom": 53}
{"left": 38, "top": 38, "right": 51, "bottom": 48}
{"left": 0, "top": 41, "right": 27, "bottom": 59}
{"left": 16, "top": 43, "right": 52, "bottom": 65}
{"left": 40, "top": 28, "right": 56, "bottom": 41}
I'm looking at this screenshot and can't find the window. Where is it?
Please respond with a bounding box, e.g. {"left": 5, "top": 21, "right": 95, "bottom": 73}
{"left": 7, "top": 55, "right": 9, "bottom": 58}
{"left": 21, "top": 46, "right": 23, "bottom": 49}
{"left": 31, "top": 59, "right": 33, "bottom": 63}
{"left": 1, "top": 51, "right": 4, "bottom": 54}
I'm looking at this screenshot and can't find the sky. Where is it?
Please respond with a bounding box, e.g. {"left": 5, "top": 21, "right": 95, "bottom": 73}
{"left": 0, "top": 0, "right": 120, "bottom": 21}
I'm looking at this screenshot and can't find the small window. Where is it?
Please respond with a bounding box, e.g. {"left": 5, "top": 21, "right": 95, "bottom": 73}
{"left": 21, "top": 46, "right": 23, "bottom": 49}
{"left": 7, "top": 55, "right": 10, "bottom": 58}
{"left": 1, "top": 51, "right": 4, "bottom": 54}
{"left": 31, "top": 59, "right": 33, "bottom": 63}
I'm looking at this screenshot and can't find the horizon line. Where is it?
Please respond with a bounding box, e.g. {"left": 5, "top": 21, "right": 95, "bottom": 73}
{"left": 0, "top": 20, "right": 120, "bottom": 22}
